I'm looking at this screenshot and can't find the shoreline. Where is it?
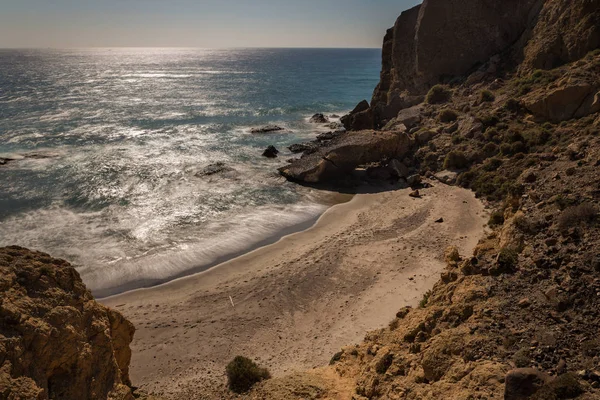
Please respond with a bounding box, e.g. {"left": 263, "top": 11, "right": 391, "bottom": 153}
{"left": 96, "top": 191, "right": 354, "bottom": 299}
{"left": 102, "top": 181, "right": 488, "bottom": 399}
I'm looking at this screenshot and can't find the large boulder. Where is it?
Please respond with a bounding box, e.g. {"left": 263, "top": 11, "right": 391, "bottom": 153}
{"left": 0, "top": 246, "right": 135, "bottom": 400}
{"left": 341, "top": 100, "right": 373, "bottom": 131}
{"left": 525, "top": 82, "right": 600, "bottom": 122}
{"left": 279, "top": 130, "right": 413, "bottom": 183}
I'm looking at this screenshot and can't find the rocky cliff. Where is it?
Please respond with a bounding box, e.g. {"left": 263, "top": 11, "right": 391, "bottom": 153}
{"left": 0, "top": 246, "right": 135, "bottom": 400}
{"left": 344, "top": 0, "right": 600, "bottom": 130}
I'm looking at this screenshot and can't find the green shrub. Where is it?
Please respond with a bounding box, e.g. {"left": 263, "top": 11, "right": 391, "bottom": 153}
{"left": 488, "top": 210, "right": 505, "bottom": 227}
{"left": 480, "top": 90, "right": 495, "bottom": 102}
{"left": 479, "top": 114, "right": 500, "bottom": 130}
{"left": 443, "top": 151, "right": 469, "bottom": 170}
{"left": 439, "top": 109, "right": 459, "bottom": 123}
{"left": 419, "top": 290, "right": 432, "bottom": 308}
{"left": 226, "top": 356, "right": 271, "bottom": 393}
{"left": 497, "top": 247, "right": 519, "bottom": 270}
{"left": 557, "top": 203, "right": 598, "bottom": 230}
{"left": 426, "top": 85, "right": 452, "bottom": 104}
{"left": 482, "top": 157, "right": 502, "bottom": 171}
{"left": 483, "top": 142, "right": 499, "bottom": 157}
{"left": 504, "top": 98, "right": 521, "bottom": 112}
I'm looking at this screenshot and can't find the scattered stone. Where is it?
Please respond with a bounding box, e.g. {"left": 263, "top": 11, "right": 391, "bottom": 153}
{"left": 395, "top": 105, "right": 422, "bottom": 129}
{"left": 316, "top": 131, "right": 344, "bottom": 142}
{"left": 435, "top": 218, "right": 444, "bottom": 223}
{"left": 262, "top": 146, "right": 279, "bottom": 158}
{"left": 518, "top": 298, "right": 531, "bottom": 308}
{"left": 409, "top": 190, "right": 421, "bottom": 198}
{"left": 388, "top": 159, "right": 409, "bottom": 179}
{"left": 251, "top": 125, "right": 284, "bottom": 134}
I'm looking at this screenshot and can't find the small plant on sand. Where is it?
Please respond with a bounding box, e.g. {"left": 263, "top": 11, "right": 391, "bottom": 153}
{"left": 419, "top": 290, "right": 432, "bottom": 308}
{"left": 426, "top": 85, "right": 452, "bottom": 104}
{"left": 226, "top": 356, "right": 271, "bottom": 393}
{"left": 480, "top": 90, "right": 495, "bottom": 103}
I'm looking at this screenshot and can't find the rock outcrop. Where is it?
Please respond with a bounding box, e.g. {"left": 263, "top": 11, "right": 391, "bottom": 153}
{"left": 0, "top": 246, "right": 135, "bottom": 400}
{"left": 345, "top": 0, "right": 600, "bottom": 130}
{"left": 278, "top": 130, "right": 413, "bottom": 183}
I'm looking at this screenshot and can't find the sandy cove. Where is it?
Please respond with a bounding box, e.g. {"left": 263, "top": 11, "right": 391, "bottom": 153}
{"left": 102, "top": 181, "right": 488, "bottom": 399}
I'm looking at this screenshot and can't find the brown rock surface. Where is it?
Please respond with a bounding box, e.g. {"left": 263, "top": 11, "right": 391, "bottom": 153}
{"left": 278, "top": 130, "right": 413, "bottom": 183}
{"left": 0, "top": 246, "right": 135, "bottom": 400}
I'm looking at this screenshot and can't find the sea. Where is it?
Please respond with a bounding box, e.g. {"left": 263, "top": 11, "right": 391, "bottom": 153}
{"left": 0, "top": 48, "right": 381, "bottom": 297}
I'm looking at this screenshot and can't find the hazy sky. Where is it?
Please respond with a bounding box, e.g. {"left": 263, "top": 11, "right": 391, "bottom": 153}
{"left": 0, "top": 0, "right": 420, "bottom": 48}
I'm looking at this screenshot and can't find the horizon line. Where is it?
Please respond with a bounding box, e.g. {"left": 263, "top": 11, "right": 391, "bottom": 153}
{"left": 0, "top": 45, "right": 382, "bottom": 50}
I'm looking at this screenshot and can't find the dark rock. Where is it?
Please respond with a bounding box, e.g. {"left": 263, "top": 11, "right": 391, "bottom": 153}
{"left": 409, "top": 190, "right": 421, "bottom": 198}
{"left": 278, "top": 130, "right": 413, "bottom": 183}
{"left": 196, "top": 162, "right": 234, "bottom": 177}
{"left": 316, "top": 131, "right": 344, "bottom": 142}
{"left": 251, "top": 125, "right": 284, "bottom": 134}
{"left": 309, "top": 113, "right": 329, "bottom": 124}
{"left": 435, "top": 218, "right": 444, "bottom": 223}
{"left": 388, "top": 159, "right": 409, "bottom": 179}
{"left": 504, "top": 368, "right": 551, "bottom": 400}
{"left": 262, "top": 146, "right": 279, "bottom": 158}
{"left": 341, "top": 100, "right": 373, "bottom": 131}
{"left": 288, "top": 143, "right": 318, "bottom": 154}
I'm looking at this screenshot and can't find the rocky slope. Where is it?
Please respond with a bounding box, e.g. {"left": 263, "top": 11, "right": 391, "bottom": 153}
{"left": 265, "top": 0, "right": 600, "bottom": 399}
{"left": 340, "top": 0, "right": 600, "bottom": 131}
{"left": 0, "top": 246, "right": 135, "bottom": 400}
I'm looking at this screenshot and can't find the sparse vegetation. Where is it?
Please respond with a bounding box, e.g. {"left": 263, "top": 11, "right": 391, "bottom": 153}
{"left": 439, "top": 108, "right": 458, "bottom": 123}
{"left": 557, "top": 203, "right": 598, "bottom": 230}
{"left": 480, "top": 90, "right": 495, "bottom": 102}
{"left": 443, "top": 151, "right": 469, "bottom": 170}
{"left": 226, "top": 356, "right": 271, "bottom": 393}
{"left": 426, "top": 85, "right": 452, "bottom": 104}
{"left": 419, "top": 290, "right": 432, "bottom": 308}
{"left": 488, "top": 210, "right": 505, "bottom": 227}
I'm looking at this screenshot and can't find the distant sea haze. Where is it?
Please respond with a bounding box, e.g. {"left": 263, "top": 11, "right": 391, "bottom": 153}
{"left": 0, "top": 48, "right": 381, "bottom": 296}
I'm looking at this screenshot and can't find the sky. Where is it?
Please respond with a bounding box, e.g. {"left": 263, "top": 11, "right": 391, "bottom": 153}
{"left": 0, "top": 0, "right": 421, "bottom": 48}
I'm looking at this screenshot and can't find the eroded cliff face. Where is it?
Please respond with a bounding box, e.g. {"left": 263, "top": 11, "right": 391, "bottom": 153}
{"left": 350, "top": 0, "right": 600, "bottom": 130}
{"left": 0, "top": 246, "right": 135, "bottom": 400}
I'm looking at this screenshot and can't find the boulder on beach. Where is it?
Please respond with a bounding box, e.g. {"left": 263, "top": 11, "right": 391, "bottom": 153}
{"left": 279, "top": 130, "right": 413, "bottom": 183}
{"left": 262, "top": 145, "right": 279, "bottom": 158}
{"left": 250, "top": 125, "right": 284, "bottom": 134}
{"left": 309, "top": 113, "right": 329, "bottom": 124}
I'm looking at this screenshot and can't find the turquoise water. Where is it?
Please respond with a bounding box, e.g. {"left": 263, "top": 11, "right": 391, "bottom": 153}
{"left": 0, "top": 48, "right": 380, "bottom": 296}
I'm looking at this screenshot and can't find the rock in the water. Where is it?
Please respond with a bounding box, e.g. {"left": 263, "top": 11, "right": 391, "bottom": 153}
{"left": 279, "top": 130, "right": 413, "bottom": 184}
{"left": 0, "top": 246, "right": 135, "bottom": 400}
{"left": 316, "top": 131, "right": 345, "bottom": 142}
{"left": 262, "top": 145, "right": 279, "bottom": 158}
{"left": 196, "top": 162, "right": 234, "bottom": 177}
{"left": 309, "top": 113, "right": 329, "bottom": 124}
{"left": 504, "top": 368, "right": 552, "bottom": 400}
{"left": 288, "top": 143, "right": 318, "bottom": 154}
{"left": 251, "top": 125, "right": 284, "bottom": 134}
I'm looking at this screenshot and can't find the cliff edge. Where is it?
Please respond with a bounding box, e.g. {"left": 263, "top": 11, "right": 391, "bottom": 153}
{"left": 0, "top": 246, "right": 135, "bottom": 400}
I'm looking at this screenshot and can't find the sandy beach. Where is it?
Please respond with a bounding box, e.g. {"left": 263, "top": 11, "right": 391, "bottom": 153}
{"left": 102, "top": 181, "right": 488, "bottom": 398}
